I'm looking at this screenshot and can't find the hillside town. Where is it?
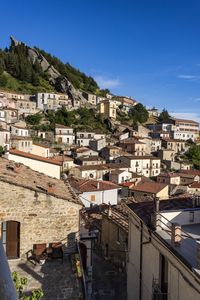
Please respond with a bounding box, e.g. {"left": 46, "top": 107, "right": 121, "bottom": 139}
{"left": 0, "top": 86, "right": 200, "bottom": 300}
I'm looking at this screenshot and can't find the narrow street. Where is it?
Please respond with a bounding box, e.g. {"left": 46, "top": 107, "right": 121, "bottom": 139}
{"left": 91, "top": 253, "right": 127, "bottom": 300}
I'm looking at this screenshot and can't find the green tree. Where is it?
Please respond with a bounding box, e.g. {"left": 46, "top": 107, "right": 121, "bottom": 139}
{"left": 0, "top": 74, "right": 8, "bottom": 87}
{"left": 129, "top": 103, "right": 149, "bottom": 125}
{"left": 0, "top": 146, "right": 5, "bottom": 156}
{"left": 26, "top": 113, "right": 42, "bottom": 125}
{"left": 158, "top": 109, "right": 170, "bottom": 122}
{"left": 185, "top": 144, "right": 200, "bottom": 169}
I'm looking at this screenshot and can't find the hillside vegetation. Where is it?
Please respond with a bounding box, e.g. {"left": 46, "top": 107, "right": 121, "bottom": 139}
{"left": 0, "top": 39, "right": 109, "bottom": 95}
{"left": 26, "top": 107, "right": 110, "bottom": 133}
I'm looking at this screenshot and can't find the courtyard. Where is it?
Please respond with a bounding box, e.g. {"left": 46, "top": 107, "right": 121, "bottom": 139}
{"left": 9, "top": 257, "right": 83, "bottom": 300}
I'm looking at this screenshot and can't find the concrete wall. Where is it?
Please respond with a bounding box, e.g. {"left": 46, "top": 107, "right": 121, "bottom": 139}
{"left": 0, "top": 181, "right": 81, "bottom": 258}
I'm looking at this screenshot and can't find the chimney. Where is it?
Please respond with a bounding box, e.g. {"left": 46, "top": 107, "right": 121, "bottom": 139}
{"left": 97, "top": 181, "right": 100, "bottom": 189}
{"left": 171, "top": 223, "right": 182, "bottom": 247}
{"left": 47, "top": 183, "right": 55, "bottom": 194}
{"left": 108, "top": 203, "right": 112, "bottom": 217}
{"left": 152, "top": 197, "right": 160, "bottom": 230}
{"left": 14, "top": 163, "right": 21, "bottom": 173}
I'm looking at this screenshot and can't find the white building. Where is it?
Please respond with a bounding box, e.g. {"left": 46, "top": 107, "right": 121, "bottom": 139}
{"left": 68, "top": 177, "right": 119, "bottom": 207}
{"left": 36, "top": 92, "right": 69, "bottom": 111}
{"left": 115, "top": 155, "right": 161, "bottom": 177}
{"left": 109, "top": 169, "right": 133, "bottom": 184}
{"left": 76, "top": 131, "right": 95, "bottom": 147}
{"left": 11, "top": 125, "right": 29, "bottom": 137}
{"left": 31, "top": 143, "right": 51, "bottom": 158}
{"left": 55, "top": 124, "right": 75, "bottom": 145}
{"left": 0, "top": 128, "right": 10, "bottom": 151}
{"left": 8, "top": 149, "right": 62, "bottom": 179}
{"left": 126, "top": 197, "right": 200, "bottom": 300}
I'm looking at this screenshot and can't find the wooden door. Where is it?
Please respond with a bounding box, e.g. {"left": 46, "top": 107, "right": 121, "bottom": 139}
{"left": 6, "top": 221, "right": 20, "bottom": 259}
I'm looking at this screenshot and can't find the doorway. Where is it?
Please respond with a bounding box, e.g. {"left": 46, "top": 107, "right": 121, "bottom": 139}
{"left": 2, "top": 221, "right": 20, "bottom": 259}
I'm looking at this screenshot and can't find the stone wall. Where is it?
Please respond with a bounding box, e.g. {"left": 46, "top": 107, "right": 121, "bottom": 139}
{"left": 0, "top": 181, "right": 81, "bottom": 258}
{"left": 101, "top": 215, "right": 127, "bottom": 271}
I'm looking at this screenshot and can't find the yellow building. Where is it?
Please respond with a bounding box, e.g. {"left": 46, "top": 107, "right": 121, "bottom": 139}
{"left": 98, "top": 99, "right": 116, "bottom": 119}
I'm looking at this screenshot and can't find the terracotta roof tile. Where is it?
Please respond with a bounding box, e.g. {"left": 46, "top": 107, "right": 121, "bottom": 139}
{"left": 68, "top": 177, "right": 119, "bottom": 193}
{"left": 0, "top": 158, "right": 82, "bottom": 205}
{"left": 9, "top": 149, "right": 62, "bottom": 166}
{"left": 131, "top": 181, "right": 168, "bottom": 194}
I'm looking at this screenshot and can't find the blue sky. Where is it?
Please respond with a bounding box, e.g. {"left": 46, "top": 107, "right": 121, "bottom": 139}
{"left": 1, "top": 0, "right": 200, "bottom": 121}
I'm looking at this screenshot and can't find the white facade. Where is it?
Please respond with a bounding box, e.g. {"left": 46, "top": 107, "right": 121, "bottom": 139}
{"left": 79, "top": 188, "right": 119, "bottom": 207}
{"left": 0, "top": 130, "right": 10, "bottom": 151}
{"left": 115, "top": 156, "right": 161, "bottom": 177}
{"left": 8, "top": 151, "right": 61, "bottom": 179}
{"left": 31, "top": 144, "right": 50, "bottom": 158}
{"left": 55, "top": 126, "right": 75, "bottom": 145}
{"left": 109, "top": 170, "right": 132, "bottom": 184}
{"left": 172, "top": 130, "right": 197, "bottom": 141}
{"left": 76, "top": 131, "right": 95, "bottom": 147}
{"left": 11, "top": 126, "right": 29, "bottom": 137}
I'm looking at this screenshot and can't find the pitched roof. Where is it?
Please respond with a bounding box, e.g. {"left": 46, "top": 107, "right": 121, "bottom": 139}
{"left": 77, "top": 162, "right": 129, "bottom": 171}
{"left": 55, "top": 124, "right": 73, "bottom": 129}
{"left": 78, "top": 156, "right": 105, "bottom": 162}
{"left": 0, "top": 158, "right": 81, "bottom": 205}
{"left": 173, "top": 118, "right": 199, "bottom": 125}
{"left": 9, "top": 149, "right": 62, "bottom": 166}
{"left": 120, "top": 138, "right": 145, "bottom": 144}
{"left": 131, "top": 181, "right": 168, "bottom": 194}
{"left": 158, "top": 172, "right": 180, "bottom": 178}
{"left": 118, "top": 155, "right": 160, "bottom": 160}
{"left": 180, "top": 170, "right": 200, "bottom": 176}
{"left": 189, "top": 182, "right": 200, "bottom": 189}
{"left": 68, "top": 177, "right": 119, "bottom": 193}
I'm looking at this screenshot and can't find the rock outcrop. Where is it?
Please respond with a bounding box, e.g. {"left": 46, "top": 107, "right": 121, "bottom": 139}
{"left": 10, "top": 36, "right": 87, "bottom": 106}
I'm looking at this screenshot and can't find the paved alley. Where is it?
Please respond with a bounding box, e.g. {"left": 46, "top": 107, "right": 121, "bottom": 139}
{"left": 91, "top": 253, "right": 127, "bottom": 300}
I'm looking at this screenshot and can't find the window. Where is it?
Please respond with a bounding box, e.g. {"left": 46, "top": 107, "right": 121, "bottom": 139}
{"left": 2, "top": 222, "right": 6, "bottom": 250}
{"left": 117, "top": 227, "right": 123, "bottom": 243}
{"left": 159, "top": 254, "right": 168, "bottom": 297}
{"left": 90, "top": 195, "right": 96, "bottom": 202}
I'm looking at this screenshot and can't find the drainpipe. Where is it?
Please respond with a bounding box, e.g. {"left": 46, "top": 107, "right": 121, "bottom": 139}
{"left": 0, "top": 240, "right": 18, "bottom": 299}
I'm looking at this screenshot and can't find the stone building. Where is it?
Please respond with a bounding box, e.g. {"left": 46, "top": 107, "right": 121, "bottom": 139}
{"left": 101, "top": 204, "right": 128, "bottom": 271}
{"left": 0, "top": 158, "right": 82, "bottom": 259}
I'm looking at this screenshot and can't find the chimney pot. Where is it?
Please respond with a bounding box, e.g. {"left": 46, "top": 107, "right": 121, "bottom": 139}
{"left": 108, "top": 203, "right": 112, "bottom": 217}
{"left": 47, "top": 182, "right": 55, "bottom": 194}
{"left": 171, "top": 223, "right": 182, "bottom": 247}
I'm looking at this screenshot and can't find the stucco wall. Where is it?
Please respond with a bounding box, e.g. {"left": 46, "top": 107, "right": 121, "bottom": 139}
{"left": 80, "top": 189, "right": 118, "bottom": 207}
{"left": 8, "top": 153, "right": 61, "bottom": 179}
{"left": 127, "top": 212, "right": 200, "bottom": 300}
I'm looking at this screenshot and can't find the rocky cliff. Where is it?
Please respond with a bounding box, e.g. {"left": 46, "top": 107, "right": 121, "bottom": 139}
{"left": 10, "top": 36, "right": 87, "bottom": 105}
